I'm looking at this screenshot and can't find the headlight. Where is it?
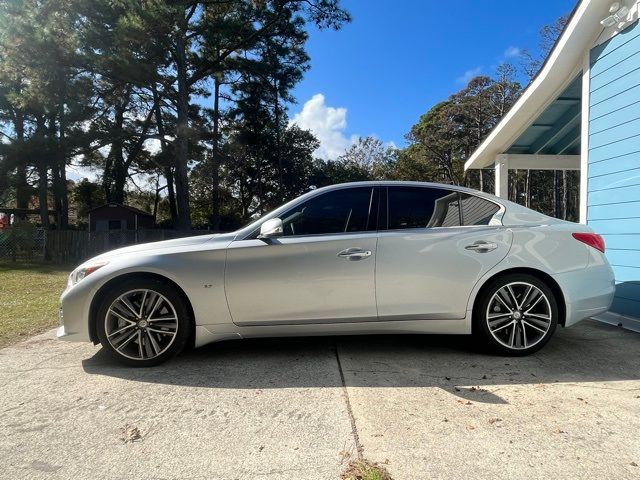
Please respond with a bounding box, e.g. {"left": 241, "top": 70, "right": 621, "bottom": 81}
{"left": 68, "top": 261, "right": 109, "bottom": 287}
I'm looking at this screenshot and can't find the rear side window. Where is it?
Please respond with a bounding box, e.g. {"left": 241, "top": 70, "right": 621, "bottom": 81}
{"left": 459, "top": 193, "right": 500, "bottom": 225}
{"left": 281, "top": 187, "right": 375, "bottom": 236}
{"left": 387, "top": 187, "right": 462, "bottom": 229}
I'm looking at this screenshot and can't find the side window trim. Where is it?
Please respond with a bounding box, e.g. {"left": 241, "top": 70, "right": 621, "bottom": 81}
{"left": 365, "top": 186, "right": 380, "bottom": 232}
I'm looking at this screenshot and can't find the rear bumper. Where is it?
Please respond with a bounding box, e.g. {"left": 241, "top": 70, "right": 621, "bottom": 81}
{"left": 552, "top": 264, "right": 615, "bottom": 327}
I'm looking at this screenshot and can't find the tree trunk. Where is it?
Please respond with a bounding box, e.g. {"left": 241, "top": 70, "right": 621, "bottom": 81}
{"left": 152, "top": 86, "right": 178, "bottom": 225}
{"left": 36, "top": 115, "right": 50, "bottom": 229}
{"left": 105, "top": 96, "right": 130, "bottom": 204}
{"left": 562, "top": 170, "right": 568, "bottom": 220}
{"left": 274, "top": 81, "right": 283, "bottom": 201}
{"left": 14, "top": 111, "right": 29, "bottom": 218}
{"left": 56, "top": 86, "right": 69, "bottom": 229}
{"left": 48, "top": 115, "right": 63, "bottom": 228}
{"left": 174, "top": 33, "right": 192, "bottom": 230}
{"left": 210, "top": 74, "right": 221, "bottom": 231}
{"left": 553, "top": 170, "right": 562, "bottom": 218}
{"left": 165, "top": 166, "right": 178, "bottom": 224}
{"left": 525, "top": 170, "right": 531, "bottom": 208}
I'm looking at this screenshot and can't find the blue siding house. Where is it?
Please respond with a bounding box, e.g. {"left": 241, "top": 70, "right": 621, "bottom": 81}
{"left": 465, "top": 0, "right": 640, "bottom": 331}
{"left": 589, "top": 20, "right": 640, "bottom": 321}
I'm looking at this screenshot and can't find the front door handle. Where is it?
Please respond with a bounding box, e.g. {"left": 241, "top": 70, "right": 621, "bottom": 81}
{"left": 337, "top": 248, "right": 372, "bottom": 260}
{"left": 465, "top": 241, "right": 498, "bottom": 253}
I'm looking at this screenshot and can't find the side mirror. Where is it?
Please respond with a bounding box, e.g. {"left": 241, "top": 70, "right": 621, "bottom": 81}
{"left": 258, "top": 218, "right": 283, "bottom": 239}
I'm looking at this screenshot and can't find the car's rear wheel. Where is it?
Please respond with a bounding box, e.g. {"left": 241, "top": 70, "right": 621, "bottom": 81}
{"left": 474, "top": 274, "right": 558, "bottom": 355}
{"left": 96, "top": 278, "right": 192, "bottom": 367}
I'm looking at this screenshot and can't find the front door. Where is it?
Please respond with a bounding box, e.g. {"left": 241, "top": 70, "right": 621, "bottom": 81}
{"left": 225, "top": 186, "right": 379, "bottom": 326}
{"left": 376, "top": 186, "right": 513, "bottom": 320}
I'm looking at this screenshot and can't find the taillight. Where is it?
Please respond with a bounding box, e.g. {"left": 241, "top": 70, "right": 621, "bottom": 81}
{"left": 572, "top": 232, "right": 605, "bottom": 253}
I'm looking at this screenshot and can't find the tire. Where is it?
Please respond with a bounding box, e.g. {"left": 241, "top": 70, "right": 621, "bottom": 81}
{"left": 473, "top": 273, "right": 558, "bottom": 356}
{"left": 96, "top": 278, "right": 193, "bottom": 367}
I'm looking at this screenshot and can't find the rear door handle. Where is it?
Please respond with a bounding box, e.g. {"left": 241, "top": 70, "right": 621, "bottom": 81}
{"left": 465, "top": 241, "right": 498, "bottom": 253}
{"left": 337, "top": 248, "right": 372, "bottom": 260}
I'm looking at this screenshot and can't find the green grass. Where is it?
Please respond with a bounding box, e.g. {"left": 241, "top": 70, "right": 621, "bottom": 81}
{"left": 341, "top": 460, "right": 393, "bottom": 480}
{"left": 0, "top": 262, "right": 70, "bottom": 348}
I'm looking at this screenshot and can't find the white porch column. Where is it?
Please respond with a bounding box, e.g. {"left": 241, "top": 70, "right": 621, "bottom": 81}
{"left": 579, "top": 51, "right": 590, "bottom": 224}
{"left": 495, "top": 155, "right": 509, "bottom": 199}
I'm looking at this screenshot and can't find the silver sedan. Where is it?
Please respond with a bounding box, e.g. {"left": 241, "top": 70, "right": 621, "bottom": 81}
{"left": 58, "top": 182, "right": 615, "bottom": 366}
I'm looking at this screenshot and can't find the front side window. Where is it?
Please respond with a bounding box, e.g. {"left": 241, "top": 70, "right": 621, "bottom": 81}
{"left": 387, "top": 186, "right": 461, "bottom": 229}
{"left": 281, "top": 187, "right": 375, "bottom": 236}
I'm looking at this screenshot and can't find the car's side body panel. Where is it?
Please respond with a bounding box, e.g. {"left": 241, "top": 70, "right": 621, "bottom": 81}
{"left": 224, "top": 233, "right": 378, "bottom": 325}
{"left": 58, "top": 234, "right": 236, "bottom": 342}
{"left": 375, "top": 227, "right": 513, "bottom": 320}
{"left": 462, "top": 224, "right": 615, "bottom": 328}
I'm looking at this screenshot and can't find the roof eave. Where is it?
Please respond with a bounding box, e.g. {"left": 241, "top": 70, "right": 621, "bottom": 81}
{"left": 465, "top": 0, "right": 606, "bottom": 170}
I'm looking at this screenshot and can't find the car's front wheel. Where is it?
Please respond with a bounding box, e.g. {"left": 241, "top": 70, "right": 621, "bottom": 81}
{"left": 96, "top": 278, "right": 192, "bottom": 367}
{"left": 474, "top": 274, "right": 558, "bottom": 355}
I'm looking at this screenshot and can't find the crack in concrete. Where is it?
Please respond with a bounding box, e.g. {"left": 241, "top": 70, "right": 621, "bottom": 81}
{"left": 334, "top": 342, "right": 363, "bottom": 460}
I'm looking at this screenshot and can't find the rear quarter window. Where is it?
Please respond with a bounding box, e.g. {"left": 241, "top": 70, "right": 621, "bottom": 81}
{"left": 459, "top": 193, "right": 500, "bottom": 225}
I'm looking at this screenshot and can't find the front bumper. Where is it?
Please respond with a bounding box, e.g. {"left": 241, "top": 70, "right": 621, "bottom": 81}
{"left": 58, "top": 282, "right": 93, "bottom": 343}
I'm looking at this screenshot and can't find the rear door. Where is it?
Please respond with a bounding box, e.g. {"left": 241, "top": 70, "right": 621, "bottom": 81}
{"left": 375, "top": 186, "right": 513, "bottom": 320}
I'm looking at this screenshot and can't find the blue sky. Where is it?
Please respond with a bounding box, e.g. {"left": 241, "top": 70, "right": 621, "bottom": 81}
{"left": 290, "top": 0, "right": 576, "bottom": 158}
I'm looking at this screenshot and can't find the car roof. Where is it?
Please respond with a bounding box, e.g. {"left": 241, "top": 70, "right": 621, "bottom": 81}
{"left": 313, "top": 181, "right": 501, "bottom": 200}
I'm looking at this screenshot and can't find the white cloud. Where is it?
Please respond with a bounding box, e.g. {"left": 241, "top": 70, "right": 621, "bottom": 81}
{"left": 456, "top": 66, "right": 483, "bottom": 85}
{"left": 504, "top": 46, "right": 523, "bottom": 58}
{"left": 290, "top": 93, "right": 358, "bottom": 160}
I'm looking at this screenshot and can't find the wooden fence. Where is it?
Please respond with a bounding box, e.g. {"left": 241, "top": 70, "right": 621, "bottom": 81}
{"left": 44, "top": 229, "right": 215, "bottom": 264}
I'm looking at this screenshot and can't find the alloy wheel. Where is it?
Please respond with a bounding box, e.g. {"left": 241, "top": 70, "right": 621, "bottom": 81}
{"left": 485, "top": 281, "right": 552, "bottom": 350}
{"left": 104, "top": 289, "right": 179, "bottom": 361}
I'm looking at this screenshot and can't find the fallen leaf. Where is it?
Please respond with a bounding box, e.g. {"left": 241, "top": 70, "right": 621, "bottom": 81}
{"left": 120, "top": 424, "right": 142, "bottom": 443}
{"left": 488, "top": 417, "right": 502, "bottom": 424}
{"left": 466, "top": 425, "right": 476, "bottom": 431}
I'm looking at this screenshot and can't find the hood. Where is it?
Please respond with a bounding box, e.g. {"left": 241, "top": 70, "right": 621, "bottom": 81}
{"left": 85, "top": 233, "right": 225, "bottom": 264}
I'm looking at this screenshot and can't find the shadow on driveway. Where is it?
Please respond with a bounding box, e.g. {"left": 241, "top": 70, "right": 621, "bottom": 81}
{"left": 82, "top": 320, "right": 640, "bottom": 404}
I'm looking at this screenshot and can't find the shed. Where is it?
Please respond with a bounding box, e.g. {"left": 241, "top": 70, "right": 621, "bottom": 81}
{"left": 88, "top": 204, "right": 154, "bottom": 232}
{"left": 465, "top": 0, "right": 640, "bottom": 331}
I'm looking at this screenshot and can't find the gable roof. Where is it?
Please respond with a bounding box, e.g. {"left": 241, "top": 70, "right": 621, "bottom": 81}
{"left": 465, "top": 0, "right": 615, "bottom": 169}
{"left": 87, "top": 203, "right": 153, "bottom": 217}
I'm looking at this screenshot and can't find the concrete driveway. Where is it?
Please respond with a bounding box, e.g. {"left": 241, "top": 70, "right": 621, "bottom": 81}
{"left": 1, "top": 320, "right": 639, "bottom": 479}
